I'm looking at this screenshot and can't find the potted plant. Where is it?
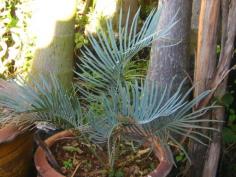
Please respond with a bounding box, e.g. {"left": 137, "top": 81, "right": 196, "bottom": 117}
{"left": 0, "top": 8, "right": 218, "bottom": 177}
{"left": 30, "top": 78, "right": 215, "bottom": 177}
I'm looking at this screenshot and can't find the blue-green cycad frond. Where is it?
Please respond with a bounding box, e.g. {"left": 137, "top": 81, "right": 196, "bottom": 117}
{"left": 0, "top": 75, "right": 83, "bottom": 129}
{"left": 87, "top": 79, "right": 217, "bottom": 155}
{"left": 75, "top": 7, "right": 178, "bottom": 97}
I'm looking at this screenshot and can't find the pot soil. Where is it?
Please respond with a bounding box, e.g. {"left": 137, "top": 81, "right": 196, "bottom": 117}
{"left": 0, "top": 125, "right": 34, "bottom": 177}
{"left": 34, "top": 130, "right": 161, "bottom": 177}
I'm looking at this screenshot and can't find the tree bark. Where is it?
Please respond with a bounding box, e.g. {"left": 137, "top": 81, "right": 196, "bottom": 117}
{"left": 186, "top": 1, "right": 220, "bottom": 177}
{"left": 193, "top": 0, "right": 220, "bottom": 97}
{"left": 191, "top": 0, "right": 200, "bottom": 32}
{"left": 147, "top": 0, "right": 192, "bottom": 91}
{"left": 190, "top": 0, "right": 200, "bottom": 54}
{"left": 202, "top": 1, "right": 236, "bottom": 176}
{"left": 147, "top": 1, "right": 192, "bottom": 175}
{"left": 30, "top": 0, "right": 77, "bottom": 88}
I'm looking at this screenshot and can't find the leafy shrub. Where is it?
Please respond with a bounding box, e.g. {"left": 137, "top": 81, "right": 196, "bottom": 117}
{"left": 0, "top": 0, "right": 34, "bottom": 78}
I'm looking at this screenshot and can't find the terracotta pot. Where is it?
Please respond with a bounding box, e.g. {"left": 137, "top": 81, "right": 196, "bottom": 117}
{"left": 34, "top": 130, "right": 74, "bottom": 177}
{"left": 34, "top": 130, "right": 173, "bottom": 177}
{"left": 0, "top": 125, "right": 34, "bottom": 177}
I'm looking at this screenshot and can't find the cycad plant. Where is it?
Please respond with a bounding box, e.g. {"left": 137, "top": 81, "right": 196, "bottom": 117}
{"left": 0, "top": 7, "right": 218, "bottom": 177}
{"left": 75, "top": 7, "right": 178, "bottom": 98}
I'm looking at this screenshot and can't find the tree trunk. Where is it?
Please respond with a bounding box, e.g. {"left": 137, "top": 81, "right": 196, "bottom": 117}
{"left": 202, "top": 1, "right": 236, "bottom": 176}
{"left": 193, "top": 0, "right": 220, "bottom": 98}
{"left": 191, "top": 0, "right": 200, "bottom": 32}
{"left": 147, "top": 0, "right": 192, "bottom": 90}
{"left": 201, "top": 87, "right": 225, "bottom": 177}
{"left": 147, "top": 1, "right": 192, "bottom": 175}
{"left": 190, "top": 0, "right": 200, "bottom": 54}
{"left": 186, "top": 1, "right": 220, "bottom": 177}
{"left": 30, "top": 0, "right": 77, "bottom": 88}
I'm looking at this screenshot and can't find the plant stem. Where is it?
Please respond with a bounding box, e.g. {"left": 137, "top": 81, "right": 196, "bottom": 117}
{"left": 70, "top": 162, "right": 82, "bottom": 177}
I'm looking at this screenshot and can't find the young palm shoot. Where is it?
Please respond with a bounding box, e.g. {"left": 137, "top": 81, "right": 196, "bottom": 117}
{"left": 75, "top": 7, "right": 178, "bottom": 99}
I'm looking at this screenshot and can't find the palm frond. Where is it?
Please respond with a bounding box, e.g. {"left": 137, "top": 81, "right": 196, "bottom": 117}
{"left": 0, "top": 75, "right": 84, "bottom": 129}
{"left": 75, "top": 7, "right": 178, "bottom": 98}
{"left": 86, "top": 79, "right": 217, "bottom": 154}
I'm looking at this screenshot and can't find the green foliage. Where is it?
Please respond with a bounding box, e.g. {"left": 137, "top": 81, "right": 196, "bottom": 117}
{"left": 108, "top": 169, "right": 124, "bottom": 177}
{"left": 216, "top": 45, "right": 221, "bottom": 55}
{"left": 223, "top": 109, "right": 236, "bottom": 143}
{"left": 75, "top": 32, "right": 88, "bottom": 49}
{"left": 221, "top": 92, "right": 234, "bottom": 108}
{"left": 0, "top": 0, "right": 34, "bottom": 78}
{"left": 229, "top": 108, "right": 236, "bottom": 122}
{"left": 74, "top": 6, "right": 89, "bottom": 49}
{"left": 220, "top": 89, "right": 236, "bottom": 144}
{"left": 223, "top": 126, "right": 236, "bottom": 143}
{"left": 63, "top": 159, "right": 73, "bottom": 170}
{"left": 219, "top": 78, "right": 236, "bottom": 177}
{"left": 175, "top": 152, "right": 186, "bottom": 163}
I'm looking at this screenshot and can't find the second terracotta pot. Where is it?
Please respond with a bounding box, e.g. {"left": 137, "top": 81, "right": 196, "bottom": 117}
{"left": 34, "top": 130, "right": 173, "bottom": 177}
{"left": 34, "top": 130, "right": 74, "bottom": 177}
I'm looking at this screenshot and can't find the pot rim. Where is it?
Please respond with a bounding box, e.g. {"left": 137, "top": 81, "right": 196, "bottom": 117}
{"left": 0, "top": 124, "right": 35, "bottom": 144}
{"left": 34, "top": 130, "right": 74, "bottom": 177}
{"left": 0, "top": 125, "right": 21, "bottom": 144}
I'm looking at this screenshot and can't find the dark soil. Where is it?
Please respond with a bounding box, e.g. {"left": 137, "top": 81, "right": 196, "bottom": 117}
{"left": 50, "top": 139, "right": 159, "bottom": 177}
